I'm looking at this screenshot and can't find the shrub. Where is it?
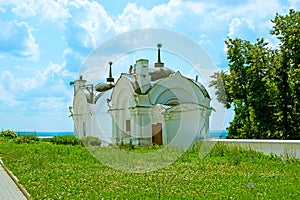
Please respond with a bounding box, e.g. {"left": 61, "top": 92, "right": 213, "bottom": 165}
{"left": 15, "top": 134, "right": 39, "bottom": 144}
{"left": 81, "top": 136, "right": 102, "bottom": 146}
{"left": 118, "top": 139, "right": 135, "bottom": 150}
{"left": 1, "top": 129, "right": 17, "bottom": 139}
{"left": 50, "top": 136, "right": 82, "bottom": 146}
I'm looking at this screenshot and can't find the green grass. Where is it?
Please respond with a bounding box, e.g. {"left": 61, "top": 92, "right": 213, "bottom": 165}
{"left": 0, "top": 137, "right": 299, "bottom": 199}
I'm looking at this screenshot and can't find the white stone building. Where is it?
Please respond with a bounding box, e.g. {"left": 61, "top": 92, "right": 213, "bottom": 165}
{"left": 71, "top": 45, "right": 212, "bottom": 147}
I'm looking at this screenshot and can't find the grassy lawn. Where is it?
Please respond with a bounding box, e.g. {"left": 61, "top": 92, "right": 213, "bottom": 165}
{"left": 0, "top": 137, "right": 299, "bottom": 199}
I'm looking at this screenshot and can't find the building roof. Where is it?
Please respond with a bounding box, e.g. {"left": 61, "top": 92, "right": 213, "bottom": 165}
{"left": 95, "top": 65, "right": 210, "bottom": 103}
{"left": 149, "top": 66, "right": 175, "bottom": 81}
{"left": 191, "top": 80, "right": 210, "bottom": 99}
{"left": 95, "top": 83, "right": 114, "bottom": 92}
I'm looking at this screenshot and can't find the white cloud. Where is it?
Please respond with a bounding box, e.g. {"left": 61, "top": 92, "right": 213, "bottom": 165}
{"left": 228, "top": 17, "right": 256, "bottom": 39}
{"left": 199, "top": 34, "right": 212, "bottom": 46}
{"left": 0, "top": 70, "right": 22, "bottom": 109}
{"left": 151, "top": 0, "right": 184, "bottom": 27}
{"left": 115, "top": 3, "right": 156, "bottom": 32}
{"left": 0, "top": 61, "right": 74, "bottom": 114}
{"left": 24, "top": 62, "right": 74, "bottom": 94}
{"left": 0, "top": 20, "right": 39, "bottom": 59}
{"left": 10, "top": 0, "right": 37, "bottom": 18}
{"left": 0, "top": 0, "right": 291, "bottom": 56}
{"left": 30, "top": 97, "right": 70, "bottom": 113}
{"left": 22, "top": 62, "right": 63, "bottom": 91}
{"left": 1, "top": 0, "right": 69, "bottom": 26}
{"left": 65, "top": 0, "right": 115, "bottom": 52}
{"left": 0, "top": 84, "right": 22, "bottom": 108}
{"left": 0, "top": 5, "right": 5, "bottom": 12}
{"left": 63, "top": 0, "right": 197, "bottom": 53}
{"left": 63, "top": 48, "right": 85, "bottom": 73}
{"left": 37, "top": 0, "right": 70, "bottom": 27}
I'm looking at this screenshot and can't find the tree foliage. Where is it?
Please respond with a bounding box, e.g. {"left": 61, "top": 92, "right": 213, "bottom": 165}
{"left": 270, "top": 9, "right": 300, "bottom": 139}
{"left": 210, "top": 9, "right": 300, "bottom": 139}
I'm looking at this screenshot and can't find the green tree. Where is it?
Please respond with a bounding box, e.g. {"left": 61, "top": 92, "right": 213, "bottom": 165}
{"left": 211, "top": 9, "right": 300, "bottom": 139}
{"left": 221, "top": 38, "right": 276, "bottom": 138}
{"left": 225, "top": 38, "right": 253, "bottom": 138}
{"left": 246, "top": 39, "right": 278, "bottom": 138}
{"left": 270, "top": 9, "right": 300, "bottom": 139}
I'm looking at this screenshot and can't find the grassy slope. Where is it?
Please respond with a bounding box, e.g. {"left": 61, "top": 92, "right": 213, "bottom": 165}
{"left": 0, "top": 138, "right": 299, "bottom": 199}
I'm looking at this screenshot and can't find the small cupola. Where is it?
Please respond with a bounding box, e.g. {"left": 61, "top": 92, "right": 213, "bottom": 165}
{"left": 74, "top": 75, "right": 87, "bottom": 91}
{"left": 107, "top": 61, "right": 114, "bottom": 84}
{"left": 155, "top": 43, "right": 164, "bottom": 68}
{"left": 95, "top": 61, "right": 115, "bottom": 92}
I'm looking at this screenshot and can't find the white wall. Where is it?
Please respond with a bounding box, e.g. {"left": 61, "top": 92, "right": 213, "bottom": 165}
{"left": 166, "top": 104, "right": 208, "bottom": 148}
{"left": 209, "top": 139, "right": 300, "bottom": 159}
{"left": 94, "top": 90, "right": 113, "bottom": 145}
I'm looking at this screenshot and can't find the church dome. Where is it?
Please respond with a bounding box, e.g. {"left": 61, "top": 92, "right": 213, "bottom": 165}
{"left": 95, "top": 83, "right": 115, "bottom": 92}
{"left": 149, "top": 66, "right": 175, "bottom": 81}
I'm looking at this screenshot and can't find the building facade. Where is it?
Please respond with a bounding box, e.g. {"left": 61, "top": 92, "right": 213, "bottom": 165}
{"left": 71, "top": 45, "right": 212, "bottom": 147}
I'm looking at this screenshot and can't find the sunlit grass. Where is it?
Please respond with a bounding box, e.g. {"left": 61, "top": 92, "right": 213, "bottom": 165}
{"left": 0, "top": 137, "right": 299, "bottom": 199}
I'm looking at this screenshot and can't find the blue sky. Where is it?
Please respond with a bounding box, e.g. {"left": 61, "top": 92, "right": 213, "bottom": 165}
{"left": 0, "top": 0, "right": 299, "bottom": 132}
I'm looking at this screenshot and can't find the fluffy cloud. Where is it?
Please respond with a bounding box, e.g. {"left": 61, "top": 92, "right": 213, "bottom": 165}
{"left": 151, "top": 0, "right": 184, "bottom": 27}
{"left": 228, "top": 18, "right": 256, "bottom": 40}
{"left": 0, "top": 62, "right": 74, "bottom": 114}
{"left": 1, "top": 0, "right": 69, "bottom": 25}
{"left": 10, "top": 0, "right": 37, "bottom": 18}
{"left": 37, "top": 0, "right": 70, "bottom": 26}
{"left": 58, "top": 1, "right": 300, "bottom": 81}
{"left": 0, "top": 5, "right": 4, "bottom": 12}
{"left": 64, "top": 0, "right": 198, "bottom": 53}
{"left": 0, "top": 20, "right": 39, "bottom": 59}
{"left": 1, "top": 0, "right": 296, "bottom": 56}
{"left": 115, "top": 3, "right": 156, "bottom": 32}
{"left": 63, "top": 0, "right": 293, "bottom": 73}
{"left": 0, "top": 71, "right": 22, "bottom": 108}
{"left": 115, "top": 0, "right": 190, "bottom": 31}
{"left": 21, "top": 62, "right": 74, "bottom": 97}
{"left": 63, "top": 49, "right": 84, "bottom": 73}
{"left": 65, "top": 0, "right": 115, "bottom": 53}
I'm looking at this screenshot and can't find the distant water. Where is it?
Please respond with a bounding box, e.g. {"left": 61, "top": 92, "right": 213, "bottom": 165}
{"left": 209, "top": 130, "right": 228, "bottom": 139}
{"left": 17, "top": 131, "right": 74, "bottom": 138}
{"left": 16, "top": 130, "right": 227, "bottom": 139}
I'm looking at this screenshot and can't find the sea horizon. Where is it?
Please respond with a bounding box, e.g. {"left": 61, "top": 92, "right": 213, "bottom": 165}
{"left": 15, "top": 130, "right": 228, "bottom": 139}
{"left": 16, "top": 131, "right": 74, "bottom": 138}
